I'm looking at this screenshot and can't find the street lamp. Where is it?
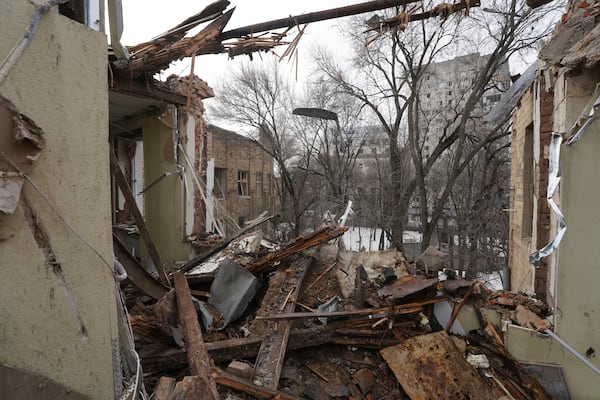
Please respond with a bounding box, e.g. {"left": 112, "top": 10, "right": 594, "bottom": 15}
{"left": 292, "top": 107, "right": 353, "bottom": 229}
{"left": 292, "top": 107, "right": 342, "bottom": 149}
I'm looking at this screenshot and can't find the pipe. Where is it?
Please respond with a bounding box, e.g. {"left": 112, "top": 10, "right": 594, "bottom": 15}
{"left": 544, "top": 330, "right": 600, "bottom": 376}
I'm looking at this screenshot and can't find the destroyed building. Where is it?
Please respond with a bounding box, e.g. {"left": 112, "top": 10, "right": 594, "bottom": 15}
{"left": 207, "top": 125, "right": 277, "bottom": 236}
{"left": 2, "top": 0, "right": 598, "bottom": 399}
{"left": 504, "top": 0, "right": 600, "bottom": 397}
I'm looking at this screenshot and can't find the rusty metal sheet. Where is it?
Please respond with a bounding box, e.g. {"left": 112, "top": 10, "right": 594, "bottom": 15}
{"left": 377, "top": 275, "right": 438, "bottom": 298}
{"left": 380, "top": 331, "right": 500, "bottom": 400}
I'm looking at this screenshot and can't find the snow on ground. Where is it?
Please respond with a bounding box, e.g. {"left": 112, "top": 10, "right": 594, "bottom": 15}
{"left": 341, "top": 226, "right": 422, "bottom": 251}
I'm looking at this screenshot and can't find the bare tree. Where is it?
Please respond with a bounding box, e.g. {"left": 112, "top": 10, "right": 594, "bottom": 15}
{"left": 209, "top": 60, "right": 315, "bottom": 236}
{"left": 314, "top": 0, "right": 560, "bottom": 253}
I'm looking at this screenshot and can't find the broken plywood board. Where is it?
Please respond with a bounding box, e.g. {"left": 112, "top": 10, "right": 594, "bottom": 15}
{"left": 252, "top": 256, "right": 314, "bottom": 389}
{"left": 380, "top": 330, "right": 501, "bottom": 400}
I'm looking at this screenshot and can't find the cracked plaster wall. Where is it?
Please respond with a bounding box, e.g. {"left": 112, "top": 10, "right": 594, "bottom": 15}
{"left": 0, "top": 3, "right": 118, "bottom": 399}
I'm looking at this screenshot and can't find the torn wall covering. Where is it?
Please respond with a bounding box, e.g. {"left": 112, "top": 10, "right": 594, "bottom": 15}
{"left": 0, "top": 96, "right": 44, "bottom": 234}
{"left": 0, "top": 2, "right": 120, "bottom": 399}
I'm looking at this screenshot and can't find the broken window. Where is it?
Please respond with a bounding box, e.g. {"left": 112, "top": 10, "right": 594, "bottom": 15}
{"left": 59, "top": 0, "right": 100, "bottom": 30}
{"left": 256, "top": 172, "right": 263, "bottom": 194}
{"left": 238, "top": 170, "right": 249, "bottom": 197}
{"left": 214, "top": 168, "right": 227, "bottom": 199}
{"left": 265, "top": 174, "right": 272, "bottom": 195}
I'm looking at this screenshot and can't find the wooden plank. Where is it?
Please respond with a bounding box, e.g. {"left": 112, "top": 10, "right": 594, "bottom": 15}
{"left": 173, "top": 272, "right": 219, "bottom": 400}
{"left": 252, "top": 256, "right": 314, "bottom": 389}
{"left": 110, "top": 151, "right": 169, "bottom": 285}
{"left": 247, "top": 226, "right": 347, "bottom": 273}
{"left": 212, "top": 367, "right": 302, "bottom": 400}
{"left": 154, "top": 376, "right": 176, "bottom": 400}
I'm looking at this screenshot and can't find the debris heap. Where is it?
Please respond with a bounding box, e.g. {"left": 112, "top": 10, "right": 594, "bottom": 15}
{"left": 119, "top": 222, "right": 554, "bottom": 399}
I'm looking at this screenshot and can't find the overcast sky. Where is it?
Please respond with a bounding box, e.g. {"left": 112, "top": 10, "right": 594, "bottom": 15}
{"left": 119, "top": 1, "right": 357, "bottom": 87}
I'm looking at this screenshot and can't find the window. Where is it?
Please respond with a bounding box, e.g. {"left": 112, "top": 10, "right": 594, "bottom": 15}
{"left": 239, "top": 216, "right": 247, "bottom": 227}
{"left": 486, "top": 94, "right": 501, "bottom": 103}
{"left": 238, "top": 170, "right": 249, "bottom": 196}
{"left": 426, "top": 93, "right": 431, "bottom": 99}
{"left": 59, "top": 0, "right": 100, "bottom": 30}
{"left": 256, "top": 172, "right": 263, "bottom": 194}
{"left": 265, "top": 174, "right": 272, "bottom": 194}
{"left": 213, "top": 168, "right": 227, "bottom": 198}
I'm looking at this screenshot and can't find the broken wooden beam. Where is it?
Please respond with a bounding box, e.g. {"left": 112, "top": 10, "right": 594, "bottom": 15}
{"left": 180, "top": 212, "right": 274, "bottom": 273}
{"left": 140, "top": 324, "right": 405, "bottom": 374}
{"left": 247, "top": 226, "right": 347, "bottom": 273}
{"left": 212, "top": 367, "right": 302, "bottom": 400}
{"left": 173, "top": 272, "right": 219, "bottom": 400}
{"left": 110, "top": 151, "right": 168, "bottom": 285}
{"left": 252, "top": 256, "right": 314, "bottom": 389}
{"left": 154, "top": 376, "right": 176, "bottom": 400}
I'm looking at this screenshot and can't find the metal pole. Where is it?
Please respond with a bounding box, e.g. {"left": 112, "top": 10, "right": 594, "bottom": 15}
{"left": 544, "top": 330, "right": 600, "bottom": 376}
{"left": 219, "top": 0, "right": 422, "bottom": 40}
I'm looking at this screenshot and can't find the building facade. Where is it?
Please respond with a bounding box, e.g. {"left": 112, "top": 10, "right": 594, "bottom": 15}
{"left": 206, "top": 125, "right": 277, "bottom": 236}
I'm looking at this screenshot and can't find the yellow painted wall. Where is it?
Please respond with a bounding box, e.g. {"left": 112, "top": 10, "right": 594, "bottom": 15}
{"left": 142, "top": 117, "right": 190, "bottom": 264}
{"left": 0, "top": 3, "right": 117, "bottom": 399}
{"left": 506, "top": 325, "right": 599, "bottom": 399}
{"left": 552, "top": 68, "right": 600, "bottom": 382}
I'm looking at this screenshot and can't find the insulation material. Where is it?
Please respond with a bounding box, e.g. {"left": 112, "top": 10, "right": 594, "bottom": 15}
{"left": 529, "top": 132, "right": 566, "bottom": 265}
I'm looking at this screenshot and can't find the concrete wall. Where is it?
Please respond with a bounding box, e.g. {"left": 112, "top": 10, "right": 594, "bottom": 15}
{"left": 142, "top": 116, "right": 190, "bottom": 264}
{"left": 506, "top": 325, "right": 599, "bottom": 399}
{"left": 552, "top": 67, "right": 600, "bottom": 375}
{"left": 210, "top": 127, "right": 276, "bottom": 235}
{"left": 0, "top": 3, "right": 117, "bottom": 399}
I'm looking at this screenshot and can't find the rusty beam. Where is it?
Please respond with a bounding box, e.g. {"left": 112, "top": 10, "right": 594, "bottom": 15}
{"left": 219, "top": 0, "right": 423, "bottom": 40}
{"left": 173, "top": 271, "right": 219, "bottom": 400}
{"left": 110, "top": 151, "right": 168, "bottom": 285}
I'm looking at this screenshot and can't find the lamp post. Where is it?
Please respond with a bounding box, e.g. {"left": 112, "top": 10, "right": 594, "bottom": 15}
{"left": 292, "top": 107, "right": 342, "bottom": 157}
{"left": 293, "top": 107, "right": 352, "bottom": 230}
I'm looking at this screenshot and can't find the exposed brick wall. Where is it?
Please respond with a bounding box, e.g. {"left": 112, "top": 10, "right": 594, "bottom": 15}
{"left": 534, "top": 82, "right": 554, "bottom": 301}
{"left": 210, "top": 126, "right": 277, "bottom": 236}
{"left": 509, "top": 77, "right": 554, "bottom": 300}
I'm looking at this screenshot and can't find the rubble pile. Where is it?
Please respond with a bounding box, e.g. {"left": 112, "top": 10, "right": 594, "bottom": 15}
{"left": 122, "top": 224, "right": 553, "bottom": 399}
